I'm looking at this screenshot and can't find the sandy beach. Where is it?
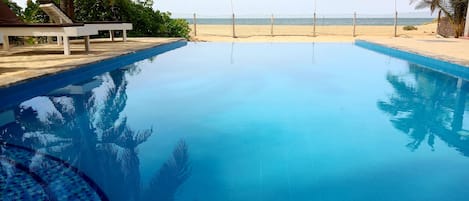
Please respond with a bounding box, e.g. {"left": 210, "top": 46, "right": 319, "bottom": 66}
{"left": 189, "top": 23, "right": 469, "bottom": 66}
{"left": 191, "top": 23, "right": 438, "bottom": 42}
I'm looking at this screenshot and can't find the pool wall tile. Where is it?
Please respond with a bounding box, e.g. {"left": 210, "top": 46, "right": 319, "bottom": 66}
{"left": 355, "top": 40, "right": 469, "bottom": 79}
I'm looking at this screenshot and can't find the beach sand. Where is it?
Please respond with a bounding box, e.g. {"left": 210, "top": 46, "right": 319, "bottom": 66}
{"left": 189, "top": 22, "right": 469, "bottom": 66}
{"left": 190, "top": 23, "right": 438, "bottom": 42}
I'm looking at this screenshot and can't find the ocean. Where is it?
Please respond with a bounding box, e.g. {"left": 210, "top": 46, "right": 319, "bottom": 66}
{"left": 184, "top": 18, "right": 434, "bottom": 26}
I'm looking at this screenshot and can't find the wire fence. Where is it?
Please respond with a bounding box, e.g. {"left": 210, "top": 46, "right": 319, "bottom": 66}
{"left": 174, "top": 12, "right": 435, "bottom": 38}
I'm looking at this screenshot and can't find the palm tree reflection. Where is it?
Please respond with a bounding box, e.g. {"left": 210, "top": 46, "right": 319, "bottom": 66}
{"left": 0, "top": 64, "right": 191, "bottom": 201}
{"left": 142, "top": 140, "right": 191, "bottom": 201}
{"left": 378, "top": 63, "right": 469, "bottom": 155}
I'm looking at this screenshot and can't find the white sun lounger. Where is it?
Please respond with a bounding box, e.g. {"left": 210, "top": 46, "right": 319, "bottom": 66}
{"left": 0, "top": 24, "right": 97, "bottom": 55}
{"left": 48, "top": 79, "right": 102, "bottom": 96}
{"left": 40, "top": 3, "right": 132, "bottom": 42}
{"left": 0, "top": 1, "right": 98, "bottom": 55}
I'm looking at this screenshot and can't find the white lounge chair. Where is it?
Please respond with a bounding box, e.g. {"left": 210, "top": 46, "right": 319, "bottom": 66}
{"left": 39, "top": 3, "right": 132, "bottom": 42}
{"left": 48, "top": 79, "right": 102, "bottom": 96}
{"left": 0, "top": 1, "right": 97, "bottom": 55}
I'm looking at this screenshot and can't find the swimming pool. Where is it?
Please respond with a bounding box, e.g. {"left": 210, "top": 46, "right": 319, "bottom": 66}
{"left": 1, "top": 42, "right": 469, "bottom": 201}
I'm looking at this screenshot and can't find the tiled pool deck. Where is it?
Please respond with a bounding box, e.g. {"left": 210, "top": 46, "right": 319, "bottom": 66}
{"left": 0, "top": 37, "right": 183, "bottom": 88}
{"left": 359, "top": 37, "right": 469, "bottom": 67}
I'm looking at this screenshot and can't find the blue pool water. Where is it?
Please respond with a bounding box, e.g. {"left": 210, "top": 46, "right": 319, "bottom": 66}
{"left": 1, "top": 42, "right": 469, "bottom": 201}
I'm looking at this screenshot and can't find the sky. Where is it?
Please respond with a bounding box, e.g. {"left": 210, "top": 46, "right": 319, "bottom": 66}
{"left": 13, "top": 0, "right": 434, "bottom": 18}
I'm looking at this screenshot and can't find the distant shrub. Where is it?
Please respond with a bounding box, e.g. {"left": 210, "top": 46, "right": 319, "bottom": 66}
{"left": 403, "top": 25, "right": 418, "bottom": 31}
{"left": 73, "top": 0, "right": 191, "bottom": 39}
{"left": 165, "top": 18, "right": 191, "bottom": 38}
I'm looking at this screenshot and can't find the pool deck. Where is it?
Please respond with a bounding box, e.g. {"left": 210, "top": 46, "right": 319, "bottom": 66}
{"left": 0, "top": 37, "right": 183, "bottom": 88}
{"left": 359, "top": 37, "right": 469, "bottom": 67}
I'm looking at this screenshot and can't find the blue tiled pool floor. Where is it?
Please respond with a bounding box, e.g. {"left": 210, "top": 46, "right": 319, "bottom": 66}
{"left": 1, "top": 144, "right": 107, "bottom": 201}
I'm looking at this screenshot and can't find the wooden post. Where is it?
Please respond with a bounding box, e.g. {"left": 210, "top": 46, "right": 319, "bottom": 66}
{"left": 271, "top": 14, "right": 274, "bottom": 36}
{"left": 57, "top": 36, "right": 62, "bottom": 45}
{"left": 63, "top": 36, "right": 70, "bottom": 55}
{"left": 123, "top": 30, "right": 127, "bottom": 42}
{"left": 353, "top": 12, "right": 357, "bottom": 37}
{"left": 313, "top": 12, "right": 317, "bottom": 37}
{"left": 193, "top": 13, "right": 197, "bottom": 37}
{"left": 47, "top": 36, "right": 53, "bottom": 44}
{"left": 394, "top": 11, "right": 398, "bottom": 37}
{"left": 2, "top": 35, "right": 9, "bottom": 50}
{"left": 109, "top": 30, "right": 115, "bottom": 41}
{"left": 464, "top": 5, "right": 469, "bottom": 37}
{"left": 84, "top": 36, "right": 90, "bottom": 53}
{"left": 437, "top": 10, "right": 441, "bottom": 35}
{"left": 232, "top": 13, "right": 236, "bottom": 38}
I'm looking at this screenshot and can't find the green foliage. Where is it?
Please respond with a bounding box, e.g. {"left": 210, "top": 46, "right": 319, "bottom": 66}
{"left": 5, "top": 0, "right": 190, "bottom": 38}
{"left": 23, "top": 0, "right": 49, "bottom": 23}
{"left": 403, "top": 25, "right": 418, "bottom": 31}
{"left": 74, "top": 0, "right": 122, "bottom": 21}
{"left": 73, "top": 0, "right": 190, "bottom": 38}
{"left": 410, "top": 0, "right": 468, "bottom": 37}
{"left": 122, "top": 2, "right": 190, "bottom": 38}
{"left": 166, "top": 18, "right": 191, "bottom": 38}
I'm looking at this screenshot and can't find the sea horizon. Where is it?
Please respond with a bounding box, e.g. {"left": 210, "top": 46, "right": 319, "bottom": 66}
{"left": 183, "top": 17, "right": 434, "bottom": 26}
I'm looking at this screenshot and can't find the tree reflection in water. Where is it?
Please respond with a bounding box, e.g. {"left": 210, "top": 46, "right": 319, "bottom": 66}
{"left": 0, "top": 65, "right": 191, "bottom": 201}
{"left": 378, "top": 63, "right": 469, "bottom": 155}
{"left": 143, "top": 140, "right": 191, "bottom": 201}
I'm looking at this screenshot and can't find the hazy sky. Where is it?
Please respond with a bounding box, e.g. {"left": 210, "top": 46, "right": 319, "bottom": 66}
{"left": 13, "top": 0, "right": 433, "bottom": 17}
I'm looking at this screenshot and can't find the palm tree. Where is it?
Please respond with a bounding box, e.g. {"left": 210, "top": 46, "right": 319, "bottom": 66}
{"left": 142, "top": 140, "right": 192, "bottom": 201}
{"left": 410, "top": 0, "right": 468, "bottom": 37}
{"left": 59, "top": 0, "right": 74, "bottom": 19}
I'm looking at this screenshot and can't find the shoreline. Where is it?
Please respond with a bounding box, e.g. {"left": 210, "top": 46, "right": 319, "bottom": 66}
{"left": 190, "top": 24, "right": 438, "bottom": 42}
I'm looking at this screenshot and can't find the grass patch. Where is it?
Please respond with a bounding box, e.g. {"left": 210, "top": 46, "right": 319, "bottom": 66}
{"left": 403, "top": 25, "right": 418, "bottom": 31}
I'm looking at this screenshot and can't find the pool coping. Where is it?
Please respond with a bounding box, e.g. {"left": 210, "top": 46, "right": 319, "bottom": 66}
{"left": 0, "top": 40, "right": 187, "bottom": 110}
{"left": 355, "top": 39, "right": 469, "bottom": 80}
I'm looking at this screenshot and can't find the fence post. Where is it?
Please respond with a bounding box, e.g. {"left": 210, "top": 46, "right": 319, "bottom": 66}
{"left": 464, "top": 5, "right": 469, "bottom": 37}
{"left": 394, "top": 11, "right": 398, "bottom": 37}
{"left": 437, "top": 10, "right": 441, "bottom": 35}
{"left": 193, "top": 13, "right": 197, "bottom": 37}
{"left": 232, "top": 13, "right": 236, "bottom": 38}
{"left": 313, "top": 12, "right": 317, "bottom": 37}
{"left": 353, "top": 12, "right": 357, "bottom": 37}
{"left": 271, "top": 14, "right": 274, "bottom": 36}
